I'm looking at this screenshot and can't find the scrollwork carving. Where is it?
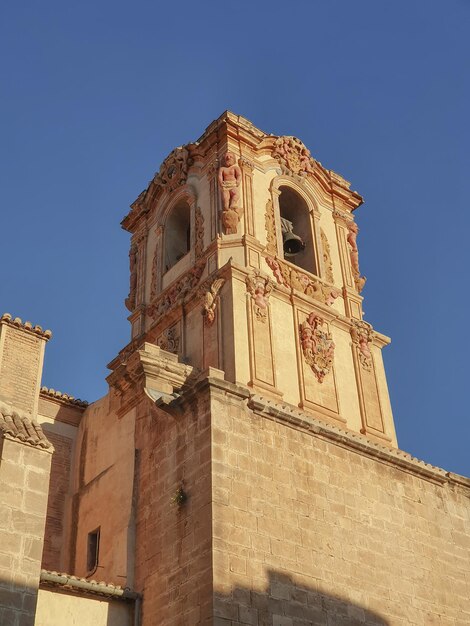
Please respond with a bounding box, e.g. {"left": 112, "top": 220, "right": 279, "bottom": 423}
{"left": 265, "top": 199, "right": 277, "bottom": 256}
{"left": 299, "top": 314, "right": 335, "bottom": 383}
{"left": 158, "top": 324, "right": 180, "bottom": 354}
{"left": 245, "top": 270, "right": 273, "bottom": 323}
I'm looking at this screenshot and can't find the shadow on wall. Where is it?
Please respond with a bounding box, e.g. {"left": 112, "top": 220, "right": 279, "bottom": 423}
{"left": 0, "top": 578, "right": 37, "bottom": 626}
{"left": 215, "top": 569, "right": 389, "bottom": 626}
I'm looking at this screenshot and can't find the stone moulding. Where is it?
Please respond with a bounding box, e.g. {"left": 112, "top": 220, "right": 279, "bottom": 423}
{"left": 246, "top": 394, "right": 467, "bottom": 488}
{"left": 265, "top": 256, "right": 340, "bottom": 307}
{"left": 299, "top": 314, "right": 335, "bottom": 383}
{"left": 0, "top": 313, "right": 52, "bottom": 341}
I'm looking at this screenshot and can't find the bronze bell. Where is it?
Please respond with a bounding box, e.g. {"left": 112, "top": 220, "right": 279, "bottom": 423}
{"left": 281, "top": 218, "right": 305, "bottom": 257}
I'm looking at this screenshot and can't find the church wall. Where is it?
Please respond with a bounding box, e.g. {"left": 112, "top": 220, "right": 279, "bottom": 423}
{"left": 133, "top": 391, "right": 214, "bottom": 626}
{"left": 70, "top": 396, "right": 136, "bottom": 585}
{"left": 210, "top": 389, "right": 470, "bottom": 625}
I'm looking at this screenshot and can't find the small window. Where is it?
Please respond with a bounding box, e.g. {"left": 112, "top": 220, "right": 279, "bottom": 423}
{"left": 164, "top": 201, "right": 191, "bottom": 271}
{"left": 87, "top": 527, "right": 100, "bottom": 572}
{"left": 279, "top": 186, "right": 316, "bottom": 275}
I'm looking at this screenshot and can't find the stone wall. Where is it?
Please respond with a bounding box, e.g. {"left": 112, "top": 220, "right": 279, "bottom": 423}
{"left": 133, "top": 387, "right": 214, "bottom": 626}
{"left": 210, "top": 388, "right": 470, "bottom": 625}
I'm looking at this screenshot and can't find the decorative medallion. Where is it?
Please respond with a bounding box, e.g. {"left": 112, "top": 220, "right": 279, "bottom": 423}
{"left": 158, "top": 324, "right": 180, "bottom": 354}
{"left": 154, "top": 146, "right": 191, "bottom": 191}
{"left": 202, "top": 278, "right": 225, "bottom": 326}
{"left": 320, "top": 229, "right": 334, "bottom": 284}
{"left": 245, "top": 270, "right": 273, "bottom": 323}
{"left": 272, "top": 136, "right": 316, "bottom": 178}
{"left": 299, "top": 314, "right": 335, "bottom": 383}
{"left": 350, "top": 320, "right": 374, "bottom": 370}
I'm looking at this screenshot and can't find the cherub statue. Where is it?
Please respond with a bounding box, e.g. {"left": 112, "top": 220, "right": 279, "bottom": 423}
{"left": 203, "top": 278, "right": 225, "bottom": 326}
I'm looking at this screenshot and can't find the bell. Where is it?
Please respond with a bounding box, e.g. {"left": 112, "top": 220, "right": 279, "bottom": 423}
{"left": 281, "top": 218, "right": 305, "bottom": 257}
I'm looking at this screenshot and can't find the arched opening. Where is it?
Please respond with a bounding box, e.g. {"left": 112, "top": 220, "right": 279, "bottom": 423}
{"left": 164, "top": 201, "right": 191, "bottom": 272}
{"left": 278, "top": 186, "right": 316, "bottom": 275}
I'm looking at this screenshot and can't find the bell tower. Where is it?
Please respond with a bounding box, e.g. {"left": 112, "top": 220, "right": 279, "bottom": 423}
{"left": 117, "top": 111, "right": 396, "bottom": 445}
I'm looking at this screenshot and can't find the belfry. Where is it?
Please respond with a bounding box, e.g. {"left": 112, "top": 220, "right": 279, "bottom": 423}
{"left": 1, "top": 112, "right": 469, "bottom": 626}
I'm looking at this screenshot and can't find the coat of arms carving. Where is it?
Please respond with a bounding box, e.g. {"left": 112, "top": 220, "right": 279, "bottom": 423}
{"left": 299, "top": 314, "right": 335, "bottom": 383}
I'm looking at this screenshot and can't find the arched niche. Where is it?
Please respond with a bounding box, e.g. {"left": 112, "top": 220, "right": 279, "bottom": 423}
{"left": 278, "top": 185, "right": 317, "bottom": 275}
{"left": 164, "top": 199, "right": 191, "bottom": 272}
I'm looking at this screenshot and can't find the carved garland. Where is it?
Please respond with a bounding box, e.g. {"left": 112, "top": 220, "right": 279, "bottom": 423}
{"left": 195, "top": 207, "right": 205, "bottom": 259}
{"left": 299, "top": 314, "right": 335, "bottom": 383}
{"left": 265, "top": 199, "right": 277, "bottom": 255}
{"left": 320, "top": 229, "right": 334, "bottom": 284}
{"left": 350, "top": 320, "right": 374, "bottom": 371}
{"left": 265, "top": 256, "right": 340, "bottom": 307}
{"left": 245, "top": 270, "right": 273, "bottom": 323}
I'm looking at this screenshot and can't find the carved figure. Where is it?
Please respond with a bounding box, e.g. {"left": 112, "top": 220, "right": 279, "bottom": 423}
{"left": 347, "top": 221, "right": 367, "bottom": 293}
{"left": 245, "top": 270, "right": 273, "bottom": 322}
{"left": 299, "top": 314, "right": 335, "bottom": 383}
{"left": 125, "top": 245, "right": 138, "bottom": 311}
{"left": 265, "top": 257, "right": 288, "bottom": 287}
{"left": 350, "top": 321, "right": 374, "bottom": 370}
{"left": 218, "top": 152, "right": 242, "bottom": 234}
{"left": 203, "top": 279, "right": 225, "bottom": 326}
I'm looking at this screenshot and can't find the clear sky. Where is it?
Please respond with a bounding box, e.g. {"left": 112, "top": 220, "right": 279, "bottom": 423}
{"left": 1, "top": 1, "right": 469, "bottom": 476}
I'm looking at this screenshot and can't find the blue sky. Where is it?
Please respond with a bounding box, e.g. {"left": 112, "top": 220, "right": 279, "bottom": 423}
{"left": 1, "top": 1, "right": 469, "bottom": 476}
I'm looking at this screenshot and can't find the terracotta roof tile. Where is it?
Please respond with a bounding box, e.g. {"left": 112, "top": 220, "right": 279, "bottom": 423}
{"left": 0, "top": 402, "right": 53, "bottom": 450}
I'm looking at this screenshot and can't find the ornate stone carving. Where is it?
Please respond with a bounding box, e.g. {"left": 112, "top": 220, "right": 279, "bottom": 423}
{"left": 299, "top": 314, "right": 335, "bottom": 383}
{"left": 320, "top": 229, "right": 334, "bottom": 284}
{"left": 266, "top": 256, "right": 340, "bottom": 306}
{"left": 158, "top": 325, "right": 180, "bottom": 354}
{"left": 125, "top": 244, "right": 138, "bottom": 311}
{"left": 155, "top": 146, "right": 191, "bottom": 191}
{"left": 147, "top": 260, "right": 206, "bottom": 322}
{"left": 350, "top": 320, "right": 374, "bottom": 370}
{"left": 272, "top": 136, "right": 316, "bottom": 178}
{"left": 218, "top": 152, "right": 242, "bottom": 234}
{"left": 238, "top": 156, "right": 255, "bottom": 171}
{"left": 195, "top": 207, "right": 204, "bottom": 259}
{"left": 245, "top": 270, "right": 273, "bottom": 323}
{"left": 265, "top": 199, "right": 277, "bottom": 256}
{"left": 346, "top": 221, "right": 367, "bottom": 293}
{"left": 202, "top": 278, "right": 225, "bottom": 326}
